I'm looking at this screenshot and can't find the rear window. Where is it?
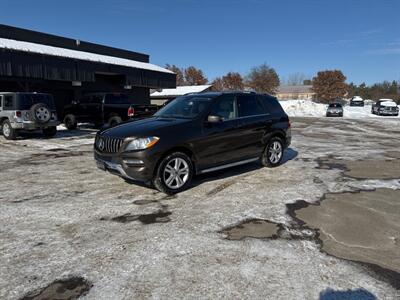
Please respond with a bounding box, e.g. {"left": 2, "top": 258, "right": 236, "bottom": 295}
{"left": 105, "top": 94, "right": 133, "bottom": 104}
{"left": 17, "top": 94, "right": 55, "bottom": 110}
{"left": 260, "top": 96, "right": 284, "bottom": 115}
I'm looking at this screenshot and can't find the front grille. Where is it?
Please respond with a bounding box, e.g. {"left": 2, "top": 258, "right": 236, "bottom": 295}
{"left": 95, "top": 135, "right": 124, "bottom": 153}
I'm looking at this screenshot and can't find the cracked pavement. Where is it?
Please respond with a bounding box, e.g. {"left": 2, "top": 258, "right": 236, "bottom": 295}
{"left": 0, "top": 117, "right": 399, "bottom": 299}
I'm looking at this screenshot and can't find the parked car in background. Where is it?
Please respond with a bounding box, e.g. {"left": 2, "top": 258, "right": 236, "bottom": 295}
{"left": 0, "top": 92, "right": 59, "bottom": 140}
{"left": 63, "top": 93, "right": 158, "bottom": 130}
{"left": 371, "top": 99, "right": 399, "bottom": 116}
{"left": 94, "top": 92, "right": 291, "bottom": 194}
{"left": 326, "top": 103, "right": 343, "bottom": 117}
{"left": 350, "top": 96, "right": 364, "bottom": 107}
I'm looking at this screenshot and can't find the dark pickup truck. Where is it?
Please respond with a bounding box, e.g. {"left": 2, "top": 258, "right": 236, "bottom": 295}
{"left": 63, "top": 93, "right": 158, "bottom": 130}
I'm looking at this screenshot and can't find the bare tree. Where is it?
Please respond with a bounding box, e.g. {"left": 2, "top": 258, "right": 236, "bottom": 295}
{"left": 212, "top": 72, "right": 244, "bottom": 91}
{"left": 165, "top": 64, "right": 185, "bottom": 86}
{"left": 184, "top": 66, "right": 208, "bottom": 85}
{"left": 285, "top": 72, "right": 307, "bottom": 86}
{"left": 245, "top": 64, "right": 280, "bottom": 94}
{"left": 312, "top": 70, "right": 348, "bottom": 103}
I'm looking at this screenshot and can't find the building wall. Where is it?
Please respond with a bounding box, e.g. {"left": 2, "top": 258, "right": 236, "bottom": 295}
{"left": 276, "top": 92, "right": 316, "bottom": 100}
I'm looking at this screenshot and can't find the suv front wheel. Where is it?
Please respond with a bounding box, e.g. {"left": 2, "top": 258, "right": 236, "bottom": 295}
{"left": 2, "top": 120, "right": 17, "bottom": 140}
{"left": 153, "top": 152, "right": 193, "bottom": 194}
{"left": 261, "top": 137, "right": 284, "bottom": 168}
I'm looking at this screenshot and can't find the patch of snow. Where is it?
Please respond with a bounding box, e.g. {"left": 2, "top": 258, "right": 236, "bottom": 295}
{"left": 279, "top": 99, "right": 399, "bottom": 119}
{"left": 0, "top": 38, "right": 173, "bottom": 74}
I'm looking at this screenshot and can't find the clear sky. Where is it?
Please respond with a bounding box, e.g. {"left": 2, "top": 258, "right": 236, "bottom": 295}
{"left": 1, "top": 0, "right": 399, "bottom": 85}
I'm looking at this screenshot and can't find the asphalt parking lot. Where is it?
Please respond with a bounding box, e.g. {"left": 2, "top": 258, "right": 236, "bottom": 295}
{"left": 1, "top": 117, "right": 400, "bottom": 300}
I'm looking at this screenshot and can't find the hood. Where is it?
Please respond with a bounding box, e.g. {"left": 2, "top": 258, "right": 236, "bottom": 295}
{"left": 100, "top": 116, "right": 193, "bottom": 138}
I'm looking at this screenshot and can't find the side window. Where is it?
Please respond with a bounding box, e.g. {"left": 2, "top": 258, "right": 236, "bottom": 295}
{"left": 4, "top": 96, "right": 14, "bottom": 109}
{"left": 0, "top": 95, "right": 3, "bottom": 109}
{"left": 261, "top": 96, "right": 284, "bottom": 115}
{"left": 237, "top": 94, "right": 265, "bottom": 117}
{"left": 210, "top": 94, "right": 237, "bottom": 121}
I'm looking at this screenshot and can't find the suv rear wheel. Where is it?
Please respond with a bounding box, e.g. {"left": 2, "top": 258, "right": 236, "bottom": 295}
{"left": 2, "top": 120, "right": 17, "bottom": 140}
{"left": 153, "top": 152, "right": 193, "bottom": 194}
{"left": 64, "top": 114, "right": 77, "bottom": 130}
{"left": 261, "top": 137, "right": 284, "bottom": 168}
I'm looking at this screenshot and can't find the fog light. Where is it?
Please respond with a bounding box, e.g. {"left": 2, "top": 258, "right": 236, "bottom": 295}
{"left": 123, "top": 159, "right": 144, "bottom": 166}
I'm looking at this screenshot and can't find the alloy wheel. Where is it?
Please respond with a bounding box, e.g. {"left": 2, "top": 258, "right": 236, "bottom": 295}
{"left": 163, "top": 158, "right": 190, "bottom": 189}
{"left": 268, "top": 141, "right": 282, "bottom": 164}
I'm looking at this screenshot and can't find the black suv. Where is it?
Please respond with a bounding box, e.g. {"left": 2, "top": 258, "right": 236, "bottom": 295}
{"left": 94, "top": 92, "right": 291, "bottom": 194}
{"left": 63, "top": 93, "right": 158, "bottom": 130}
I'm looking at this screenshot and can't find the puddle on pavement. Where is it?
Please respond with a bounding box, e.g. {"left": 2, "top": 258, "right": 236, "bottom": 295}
{"left": 20, "top": 277, "right": 92, "bottom": 300}
{"left": 316, "top": 156, "right": 400, "bottom": 179}
{"left": 291, "top": 189, "right": 400, "bottom": 273}
{"left": 101, "top": 211, "right": 172, "bottom": 224}
{"left": 288, "top": 188, "right": 400, "bottom": 289}
{"left": 220, "top": 219, "right": 281, "bottom": 240}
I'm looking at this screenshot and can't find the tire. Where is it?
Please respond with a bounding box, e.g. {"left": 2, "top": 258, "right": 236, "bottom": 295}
{"left": 2, "top": 120, "right": 17, "bottom": 140}
{"left": 30, "top": 103, "right": 51, "bottom": 124}
{"left": 261, "top": 137, "right": 284, "bottom": 168}
{"left": 43, "top": 126, "right": 57, "bottom": 138}
{"left": 64, "top": 114, "right": 77, "bottom": 130}
{"left": 153, "top": 152, "right": 193, "bottom": 194}
{"left": 108, "top": 116, "right": 122, "bottom": 127}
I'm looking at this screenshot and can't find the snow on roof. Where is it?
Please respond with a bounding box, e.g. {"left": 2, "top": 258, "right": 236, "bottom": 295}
{"left": 151, "top": 85, "right": 212, "bottom": 98}
{"left": 0, "top": 38, "right": 173, "bottom": 74}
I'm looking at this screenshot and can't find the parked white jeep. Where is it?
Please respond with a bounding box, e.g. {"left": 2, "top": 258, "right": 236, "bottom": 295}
{"left": 0, "top": 92, "right": 60, "bottom": 140}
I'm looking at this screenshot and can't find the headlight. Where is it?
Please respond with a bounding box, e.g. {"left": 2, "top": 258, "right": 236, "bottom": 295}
{"left": 124, "top": 137, "right": 159, "bottom": 151}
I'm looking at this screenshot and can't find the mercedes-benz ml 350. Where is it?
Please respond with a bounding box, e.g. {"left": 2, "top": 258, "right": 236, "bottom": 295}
{"left": 94, "top": 92, "right": 291, "bottom": 194}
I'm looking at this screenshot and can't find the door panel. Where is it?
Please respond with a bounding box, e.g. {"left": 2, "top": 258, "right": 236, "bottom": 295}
{"left": 235, "top": 94, "right": 271, "bottom": 158}
{"left": 194, "top": 95, "right": 245, "bottom": 170}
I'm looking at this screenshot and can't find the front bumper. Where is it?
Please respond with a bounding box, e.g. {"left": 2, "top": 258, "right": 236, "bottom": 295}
{"left": 94, "top": 150, "right": 157, "bottom": 182}
{"left": 326, "top": 111, "right": 343, "bottom": 117}
{"left": 11, "top": 120, "right": 60, "bottom": 130}
{"left": 379, "top": 110, "right": 399, "bottom": 116}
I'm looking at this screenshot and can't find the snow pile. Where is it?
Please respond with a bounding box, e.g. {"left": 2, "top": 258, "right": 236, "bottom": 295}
{"left": 279, "top": 100, "right": 327, "bottom": 117}
{"left": 279, "top": 99, "right": 399, "bottom": 119}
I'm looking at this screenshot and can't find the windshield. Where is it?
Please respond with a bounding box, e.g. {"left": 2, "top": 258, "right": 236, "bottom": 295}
{"left": 329, "top": 103, "right": 342, "bottom": 108}
{"left": 155, "top": 95, "right": 214, "bottom": 119}
{"left": 17, "top": 94, "right": 55, "bottom": 110}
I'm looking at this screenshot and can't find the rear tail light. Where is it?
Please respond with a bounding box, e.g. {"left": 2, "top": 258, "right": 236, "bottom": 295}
{"left": 15, "top": 111, "right": 22, "bottom": 118}
{"left": 128, "top": 107, "right": 135, "bottom": 117}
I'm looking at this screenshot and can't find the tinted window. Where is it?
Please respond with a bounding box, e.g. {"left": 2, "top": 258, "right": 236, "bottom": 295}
{"left": 105, "top": 94, "right": 132, "bottom": 104}
{"left": 17, "top": 94, "right": 55, "bottom": 110}
{"left": 260, "top": 96, "right": 284, "bottom": 114}
{"left": 210, "top": 94, "right": 237, "bottom": 120}
{"left": 0, "top": 95, "right": 3, "bottom": 108}
{"left": 155, "top": 95, "right": 213, "bottom": 119}
{"left": 4, "top": 95, "right": 14, "bottom": 109}
{"left": 237, "top": 94, "right": 265, "bottom": 117}
{"left": 328, "top": 103, "right": 342, "bottom": 108}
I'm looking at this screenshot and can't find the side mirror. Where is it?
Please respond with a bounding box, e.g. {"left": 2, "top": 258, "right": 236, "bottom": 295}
{"left": 207, "top": 115, "right": 222, "bottom": 123}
